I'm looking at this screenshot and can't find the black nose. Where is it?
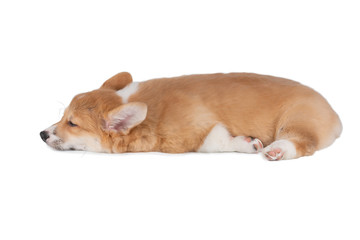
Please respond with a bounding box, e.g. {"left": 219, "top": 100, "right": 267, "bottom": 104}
{"left": 40, "top": 131, "right": 49, "bottom": 142}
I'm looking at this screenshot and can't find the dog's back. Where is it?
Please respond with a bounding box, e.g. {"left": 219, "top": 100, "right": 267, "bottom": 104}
{"left": 132, "top": 73, "right": 342, "bottom": 156}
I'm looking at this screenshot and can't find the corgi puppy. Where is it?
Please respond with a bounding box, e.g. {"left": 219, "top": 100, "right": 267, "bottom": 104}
{"left": 40, "top": 72, "right": 342, "bottom": 160}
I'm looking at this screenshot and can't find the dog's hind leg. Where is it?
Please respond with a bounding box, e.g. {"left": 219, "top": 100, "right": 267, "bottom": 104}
{"left": 262, "top": 101, "right": 342, "bottom": 160}
{"left": 262, "top": 127, "right": 317, "bottom": 160}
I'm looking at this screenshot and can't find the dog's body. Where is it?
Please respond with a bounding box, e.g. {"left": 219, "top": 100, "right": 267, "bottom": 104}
{"left": 40, "top": 72, "right": 342, "bottom": 160}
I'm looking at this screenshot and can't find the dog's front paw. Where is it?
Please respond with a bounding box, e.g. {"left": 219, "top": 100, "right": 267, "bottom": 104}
{"left": 243, "top": 136, "right": 263, "bottom": 153}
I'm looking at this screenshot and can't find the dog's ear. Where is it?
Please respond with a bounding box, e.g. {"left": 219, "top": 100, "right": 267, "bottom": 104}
{"left": 103, "top": 102, "right": 147, "bottom": 135}
{"left": 100, "top": 72, "right": 133, "bottom": 91}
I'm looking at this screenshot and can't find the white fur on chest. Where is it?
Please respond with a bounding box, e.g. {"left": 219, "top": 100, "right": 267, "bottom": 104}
{"left": 116, "top": 82, "right": 139, "bottom": 103}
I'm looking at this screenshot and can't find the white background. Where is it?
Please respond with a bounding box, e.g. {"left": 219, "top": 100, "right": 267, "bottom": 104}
{"left": 0, "top": 0, "right": 359, "bottom": 239}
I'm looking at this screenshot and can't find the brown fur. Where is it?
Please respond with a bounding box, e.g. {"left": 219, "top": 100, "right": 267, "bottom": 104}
{"left": 51, "top": 72, "right": 342, "bottom": 158}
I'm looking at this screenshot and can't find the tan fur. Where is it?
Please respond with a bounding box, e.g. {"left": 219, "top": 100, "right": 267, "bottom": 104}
{"left": 45, "top": 72, "right": 342, "bottom": 159}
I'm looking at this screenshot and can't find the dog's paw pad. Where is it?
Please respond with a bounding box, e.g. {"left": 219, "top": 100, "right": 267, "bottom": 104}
{"left": 264, "top": 148, "right": 284, "bottom": 161}
{"left": 262, "top": 140, "right": 297, "bottom": 160}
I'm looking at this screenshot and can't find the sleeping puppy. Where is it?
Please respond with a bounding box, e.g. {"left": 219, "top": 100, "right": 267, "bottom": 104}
{"left": 40, "top": 72, "right": 342, "bottom": 160}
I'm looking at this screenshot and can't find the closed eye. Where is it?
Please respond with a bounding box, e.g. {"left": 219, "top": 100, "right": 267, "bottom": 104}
{"left": 68, "top": 121, "right": 78, "bottom": 127}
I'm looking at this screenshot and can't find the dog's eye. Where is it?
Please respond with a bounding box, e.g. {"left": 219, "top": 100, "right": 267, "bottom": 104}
{"left": 68, "top": 121, "right": 78, "bottom": 127}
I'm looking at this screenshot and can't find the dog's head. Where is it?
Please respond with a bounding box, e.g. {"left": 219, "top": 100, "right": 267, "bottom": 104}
{"left": 40, "top": 72, "right": 147, "bottom": 152}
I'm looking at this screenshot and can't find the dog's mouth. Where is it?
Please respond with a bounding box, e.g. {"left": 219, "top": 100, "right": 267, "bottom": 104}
{"left": 47, "top": 139, "right": 65, "bottom": 151}
{"left": 47, "top": 139, "right": 84, "bottom": 151}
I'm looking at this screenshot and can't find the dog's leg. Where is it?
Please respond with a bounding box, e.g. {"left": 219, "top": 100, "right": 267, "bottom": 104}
{"left": 263, "top": 125, "right": 318, "bottom": 160}
{"left": 263, "top": 100, "right": 342, "bottom": 160}
{"left": 198, "top": 124, "right": 263, "bottom": 153}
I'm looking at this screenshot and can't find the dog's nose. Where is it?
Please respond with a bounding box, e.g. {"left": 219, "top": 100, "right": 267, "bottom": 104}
{"left": 40, "top": 131, "right": 49, "bottom": 142}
